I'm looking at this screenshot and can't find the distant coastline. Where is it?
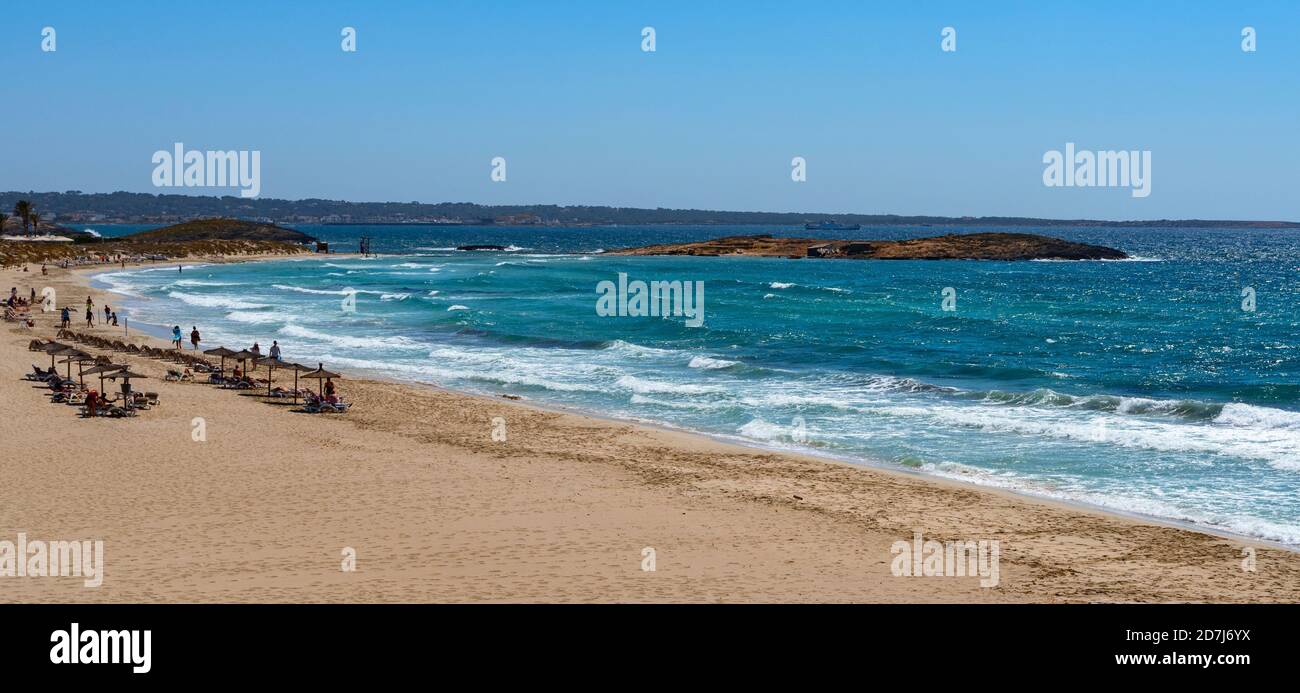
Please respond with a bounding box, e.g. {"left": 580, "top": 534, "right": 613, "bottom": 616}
{"left": 5, "top": 191, "right": 1298, "bottom": 229}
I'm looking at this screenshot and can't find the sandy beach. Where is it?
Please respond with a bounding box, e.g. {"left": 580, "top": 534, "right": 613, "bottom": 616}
{"left": 1, "top": 256, "right": 1298, "bottom": 603}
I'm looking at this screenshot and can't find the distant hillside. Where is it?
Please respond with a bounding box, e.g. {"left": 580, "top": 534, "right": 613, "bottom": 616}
{"left": 5, "top": 191, "right": 1299, "bottom": 228}
{"left": 122, "top": 218, "right": 316, "bottom": 243}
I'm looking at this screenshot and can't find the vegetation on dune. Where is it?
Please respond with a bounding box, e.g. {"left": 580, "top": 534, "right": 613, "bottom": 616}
{"left": 122, "top": 218, "right": 316, "bottom": 243}
{"left": 0, "top": 239, "right": 310, "bottom": 267}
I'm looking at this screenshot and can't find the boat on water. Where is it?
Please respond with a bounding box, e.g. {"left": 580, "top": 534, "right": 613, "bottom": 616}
{"left": 804, "top": 220, "right": 861, "bottom": 231}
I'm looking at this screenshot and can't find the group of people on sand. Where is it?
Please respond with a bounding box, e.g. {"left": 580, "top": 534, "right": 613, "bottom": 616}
{"left": 6, "top": 287, "right": 34, "bottom": 309}
{"left": 171, "top": 325, "right": 203, "bottom": 350}
{"left": 80, "top": 296, "right": 118, "bottom": 327}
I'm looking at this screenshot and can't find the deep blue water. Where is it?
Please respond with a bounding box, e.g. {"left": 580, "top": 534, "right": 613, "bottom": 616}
{"left": 85, "top": 223, "right": 1300, "bottom": 544}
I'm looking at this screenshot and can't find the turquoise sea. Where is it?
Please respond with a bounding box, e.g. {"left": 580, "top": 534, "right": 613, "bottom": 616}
{"left": 89, "top": 224, "right": 1300, "bottom": 544}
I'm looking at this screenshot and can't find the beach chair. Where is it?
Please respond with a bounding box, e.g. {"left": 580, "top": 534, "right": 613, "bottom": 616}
{"left": 66, "top": 391, "right": 87, "bottom": 405}
{"left": 25, "top": 364, "right": 55, "bottom": 381}
{"left": 144, "top": 392, "right": 160, "bottom": 407}
{"left": 126, "top": 344, "right": 142, "bottom": 354}
{"left": 28, "top": 339, "right": 44, "bottom": 351}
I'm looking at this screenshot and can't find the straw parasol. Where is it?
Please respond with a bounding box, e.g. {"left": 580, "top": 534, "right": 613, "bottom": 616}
{"left": 256, "top": 356, "right": 289, "bottom": 397}
{"left": 58, "top": 353, "right": 96, "bottom": 386}
{"left": 40, "top": 342, "right": 67, "bottom": 368}
{"left": 302, "top": 362, "right": 342, "bottom": 399}
{"left": 231, "top": 349, "right": 257, "bottom": 377}
{"left": 106, "top": 369, "right": 149, "bottom": 404}
{"left": 49, "top": 346, "right": 87, "bottom": 377}
{"left": 82, "top": 363, "right": 127, "bottom": 393}
{"left": 274, "top": 362, "right": 314, "bottom": 404}
{"left": 203, "top": 346, "right": 237, "bottom": 375}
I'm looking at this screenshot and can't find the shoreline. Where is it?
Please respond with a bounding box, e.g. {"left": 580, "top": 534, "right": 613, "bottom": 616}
{"left": 2, "top": 253, "right": 1298, "bottom": 602}
{"left": 81, "top": 255, "right": 1300, "bottom": 554}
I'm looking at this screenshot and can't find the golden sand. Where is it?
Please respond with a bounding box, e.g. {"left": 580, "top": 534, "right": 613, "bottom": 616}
{"left": 1, "top": 257, "right": 1297, "bottom": 603}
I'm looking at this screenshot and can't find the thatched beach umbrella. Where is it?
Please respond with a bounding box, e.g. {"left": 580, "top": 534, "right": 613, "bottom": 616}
{"left": 107, "top": 369, "right": 149, "bottom": 404}
{"left": 50, "top": 346, "right": 87, "bottom": 378}
{"left": 203, "top": 346, "right": 237, "bottom": 376}
{"left": 82, "top": 363, "right": 127, "bottom": 393}
{"left": 284, "top": 363, "right": 313, "bottom": 404}
{"left": 40, "top": 342, "right": 68, "bottom": 368}
{"left": 58, "top": 353, "right": 95, "bottom": 386}
{"left": 302, "top": 362, "right": 342, "bottom": 399}
{"left": 256, "top": 356, "right": 289, "bottom": 397}
{"left": 231, "top": 349, "right": 257, "bottom": 377}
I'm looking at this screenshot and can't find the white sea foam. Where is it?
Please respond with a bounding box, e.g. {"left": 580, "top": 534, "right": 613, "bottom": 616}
{"left": 615, "top": 375, "right": 725, "bottom": 395}
{"left": 167, "top": 291, "right": 268, "bottom": 310}
{"left": 225, "top": 310, "right": 291, "bottom": 324}
{"left": 688, "top": 355, "right": 740, "bottom": 370}
{"left": 276, "top": 324, "right": 427, "bottom": 351}
{"left": 447, "top": 305, "right": 469, "bottom": 311}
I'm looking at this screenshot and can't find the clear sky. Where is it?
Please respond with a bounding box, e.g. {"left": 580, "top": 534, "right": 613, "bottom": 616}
{"left": 3, "top": 1, "right": 1297, "bottom": 220}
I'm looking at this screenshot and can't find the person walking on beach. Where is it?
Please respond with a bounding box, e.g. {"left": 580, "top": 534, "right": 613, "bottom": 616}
{"left": 103, "top": 304, "right": 112, "bottom": 325}
{"left": 172, "top": 325, "right": 183, "bottom": 349}
{"left": 85, "top": 306, "right": 94, "bottom": 328}
{"left": 190, "top": 326, "right": 201, "bottom": 350}
{"left": 110, "top": 311, "right": 118, "bottom": 326}
{"left": 269, "top": 340, "right": 281, "bottom": 360}
{"left": 60, "top": 306, "right": 70, "bottom": 329}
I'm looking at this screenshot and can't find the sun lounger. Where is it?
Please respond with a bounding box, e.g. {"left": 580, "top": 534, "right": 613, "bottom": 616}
{"left": 304, "top": 395, "right": 351, "bottom": 413}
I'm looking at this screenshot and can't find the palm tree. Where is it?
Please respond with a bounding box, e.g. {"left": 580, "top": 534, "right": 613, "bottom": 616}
{"left": 30, "top": 211, "right": 42, "bottom": 235}
{"left": 13, "top": 200, "right": 32, "bottom": 236}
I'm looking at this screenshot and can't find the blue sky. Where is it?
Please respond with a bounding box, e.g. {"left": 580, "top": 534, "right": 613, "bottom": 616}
{"left": 3, "top": 1, "right": 1297, "bottom": 220}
